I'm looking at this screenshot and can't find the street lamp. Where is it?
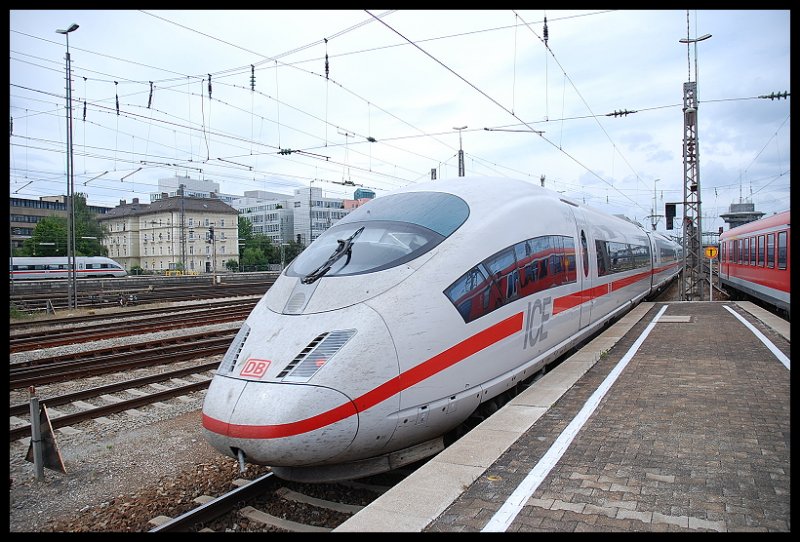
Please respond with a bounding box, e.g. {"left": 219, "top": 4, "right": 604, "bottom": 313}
{"left": 57, "top": 23, "right": 79, "bottom": 309}
{"left": 651, "top": 178, "right": 660, "bottom": 231}
{"left": 679, "top": 33, "right": 712, "bottom": 84}
{"left": 453, "top": 126, "right": 467, "bottom": 177}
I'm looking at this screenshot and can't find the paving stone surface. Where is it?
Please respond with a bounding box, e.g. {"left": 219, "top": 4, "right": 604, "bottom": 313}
{"left": 425, "top": 302, "right": 790, "bottom": 532}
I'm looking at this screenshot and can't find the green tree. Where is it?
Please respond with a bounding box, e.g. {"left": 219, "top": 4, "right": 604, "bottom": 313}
{"left": 73, "top": 192, "right": 108, "bottom": 256}
{"left": 240, "top": 246, "right": 269, "bottom": 271}
{"left": 249, "top": 234, "right": 275, "bottom": 263}
{"left": 16, "top": 193, "right": 108, "bottom": 257}
{"left": 20, "top": 217, "right": 66, "bottom": 256}
{"left": 238, "top": 215, "right": 254, "bottom": 244}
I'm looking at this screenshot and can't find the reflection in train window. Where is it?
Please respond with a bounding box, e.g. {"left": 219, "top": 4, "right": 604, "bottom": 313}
{"left": 445, "top": 234, "right": 577, "bottom": 323}
{"left": 766, "top": 233, "right": 775, "bottom": 268}
{"left": 595, "top": 240, "right": 650, "bottom": 277}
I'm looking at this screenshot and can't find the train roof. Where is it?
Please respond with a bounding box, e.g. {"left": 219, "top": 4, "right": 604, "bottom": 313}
{"left": 387, "top": 176, "right": 649, "bottom": 233}
{"left": 720, "top": 209, "right": 790, "bottom": 239}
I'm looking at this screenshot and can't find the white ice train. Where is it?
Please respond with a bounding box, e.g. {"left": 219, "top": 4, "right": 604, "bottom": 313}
{"left": 202, "top": 176, "right": 681, "bottom": 482}
{"left": 9, "top": 256, "right": 127, "bottom": 280}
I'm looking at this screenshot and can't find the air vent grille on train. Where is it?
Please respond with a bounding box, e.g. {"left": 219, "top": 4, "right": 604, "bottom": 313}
{"left": 278, "top": 329, "right": 357, "bottom": 382}
{"left": 284, "top": 292, "right": 307, "bottom": 314}
{"left": 219, "top": 324, "right": 250, "bottom": 374}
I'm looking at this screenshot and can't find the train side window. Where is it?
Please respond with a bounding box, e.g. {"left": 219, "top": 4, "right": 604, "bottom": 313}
{"left": 738, "top": 239, "right": 743, "bottom": 264}
{"left": 444, "top": 266, "right": 496, "bottom": 323}
{"left": 777, "top": 231, "right": 787, "bottom": 270}
{"left": 721, "top": 242, "right": 725, "bottom": 263}
{"left": 750, "top": 236, "right": 756, "bottom": 265}
{"left": 766, "top": 233, "right": 775, "bottom": 268}
{"left": 595, "top": 240, "right": 610, "bottom": 276}
{"left": 757, "top": 235, "right": 765, "bottom": 266}
{"left": 563, "top": 236, "right": 577, "bottom": 284}
{"left": 580, "top": 231, "right": 589, "bottom": 277}
{"left": 743, "top": 238, "right": 750, "bottom": 265}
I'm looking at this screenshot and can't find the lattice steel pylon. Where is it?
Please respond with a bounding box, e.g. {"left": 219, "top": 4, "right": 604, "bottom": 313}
{"left": 680, "top": 81, "right": 704, "bottom": 301}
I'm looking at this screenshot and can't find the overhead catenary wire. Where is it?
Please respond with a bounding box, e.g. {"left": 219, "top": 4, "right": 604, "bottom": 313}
{"left": 9, "top": 11, "right": 789, "bottom": 221}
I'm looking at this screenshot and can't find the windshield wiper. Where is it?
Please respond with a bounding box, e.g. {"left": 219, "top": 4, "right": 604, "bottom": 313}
{"left": 301, "top": 226, "right": 365, "bottom": 284}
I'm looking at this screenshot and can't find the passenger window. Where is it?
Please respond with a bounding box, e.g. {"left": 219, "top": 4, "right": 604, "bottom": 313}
{"left": 777, "top": 231, "right": 787, "bottom": 269}
{"left": 766, "top": 233, "right": 775, "bottom": 268}
{"left": 580, "top": 231, "right": 589, "bottom": 277}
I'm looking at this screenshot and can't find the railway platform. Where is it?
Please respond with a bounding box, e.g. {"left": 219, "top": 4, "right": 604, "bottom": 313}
{"left": 335, "top": 301, "right": 790, "bottom": 532}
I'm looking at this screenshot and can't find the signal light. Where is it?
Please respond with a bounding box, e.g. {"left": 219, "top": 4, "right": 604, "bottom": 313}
{"left": 665, "top": 203, "right": 676, "bottom": 230}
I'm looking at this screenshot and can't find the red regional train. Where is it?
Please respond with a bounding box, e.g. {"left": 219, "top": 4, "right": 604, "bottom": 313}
{"left": 719, "top": 210, "right": 790, "bottom": 317}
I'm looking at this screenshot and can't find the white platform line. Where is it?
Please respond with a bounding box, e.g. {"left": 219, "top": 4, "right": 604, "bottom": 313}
{"left": 723, "top": 305, "right": 790, "bottom": 370}
{"left": 482, "top": 305, "right": 668, "bottom": 532}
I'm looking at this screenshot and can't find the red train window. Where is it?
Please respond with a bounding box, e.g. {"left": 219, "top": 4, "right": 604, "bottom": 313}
{"left": 749, "top": 236, "right": 756, "bottom": 265}
{"left": 777, "top": 231, "right": 787, "bottom": 270}
{"left": 744, "top": 237, "right": 750, "bottom": 265}
{"left": 757, "top": 235, "right": 765, "bottom": 266}
{"left": 767, "top": 233, "right": 775, "bottom": 268}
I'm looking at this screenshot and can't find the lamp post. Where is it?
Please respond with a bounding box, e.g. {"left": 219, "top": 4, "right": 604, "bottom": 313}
{"left": 453, "top": 126, "right": 467, "bottom": 177}
{"left": 678, "top": 31, "right": 711, "bottom": 301}
{"left": 651, "top": 178, "right": 660, "bottom": 231}
{"left": 57, "top": 23, "right": 79, "bottom": 309}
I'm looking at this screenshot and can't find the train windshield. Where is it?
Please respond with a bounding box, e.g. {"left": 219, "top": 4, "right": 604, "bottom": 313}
{"left": 287, "top": 191, "right": 469, "bottom": 280}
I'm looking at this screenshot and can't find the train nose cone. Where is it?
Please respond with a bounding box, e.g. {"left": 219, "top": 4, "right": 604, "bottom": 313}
{"left": 202, "top": 377, "right": 358, "bottom": 466}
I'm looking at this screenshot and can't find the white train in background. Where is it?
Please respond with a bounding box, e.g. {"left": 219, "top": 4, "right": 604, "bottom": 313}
{"left": 202, "top": 176, "right": 681, "bottom": 483}
{"left": 10, "top": 256, "right": 127, "bottom": 280}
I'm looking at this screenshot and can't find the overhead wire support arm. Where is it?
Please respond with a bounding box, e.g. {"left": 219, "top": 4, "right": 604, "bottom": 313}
{"left": 484, "top": 127, "right": 545, "bottom": 135}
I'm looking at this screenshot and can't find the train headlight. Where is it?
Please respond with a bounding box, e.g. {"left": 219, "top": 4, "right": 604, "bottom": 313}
{"left": 277, "top": 329, "right": 356, "bottom": 383}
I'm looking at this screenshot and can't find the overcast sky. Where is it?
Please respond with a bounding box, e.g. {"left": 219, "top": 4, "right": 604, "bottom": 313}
{"left": 9, "top": 9, "right": 791, "bottom": 235}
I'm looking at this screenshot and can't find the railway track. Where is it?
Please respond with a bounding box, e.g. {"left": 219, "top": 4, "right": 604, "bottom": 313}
{"left": 10, "top": 278, "right": 274, "bottom": 313}
{"left": 148, "top": 467, "right": 414, "bottom": 532}
{"left": 10, "top": 330, "right": 235, "bottom": 388}
{"left": 10, "top": 302, "right": 255, "bottom": 352}
{"left": 9, "top": 365, "right": 215, "bottom": 442}
{"left": 9, "top": 298, "right": 260, "bottom": 331}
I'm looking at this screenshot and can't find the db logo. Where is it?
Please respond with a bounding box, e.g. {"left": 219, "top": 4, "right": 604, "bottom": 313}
{"left": 240, "top": 358, "right": 271, "bottom": 379}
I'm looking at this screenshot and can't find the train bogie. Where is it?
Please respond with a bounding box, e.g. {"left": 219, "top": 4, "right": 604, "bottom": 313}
{"left": 202, "top": 176, "right": 681, "bottom": 482}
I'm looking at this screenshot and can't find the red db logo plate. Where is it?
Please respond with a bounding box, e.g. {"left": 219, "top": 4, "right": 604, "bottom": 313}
{"left": 240, "top": 358, "right": 271, "bottom": 379}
